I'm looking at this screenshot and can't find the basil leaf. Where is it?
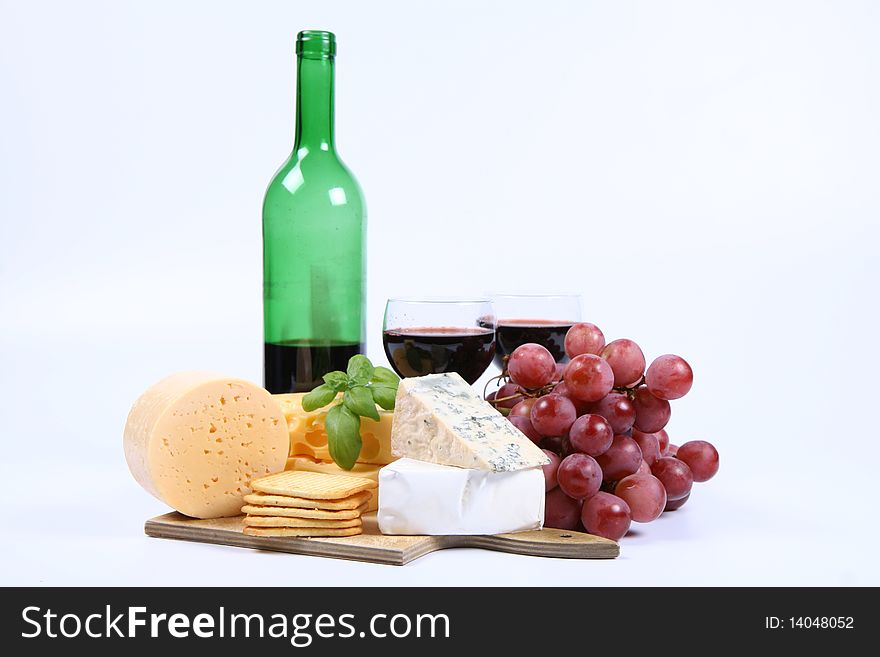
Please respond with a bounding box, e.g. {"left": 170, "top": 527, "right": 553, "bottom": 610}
{"left": 370, "top": 384, "right": 397, "bottom": 411}
{"left": 344, "top": 385, "right": 380, "bottom": 421}
{"left": 346, "top": 354, "right": 374, "bottom": 386}
{"left": 371, "top": 366, "right": 400, "bottom": 386}
{"left": 301, "top": 384, "right": 337, "bottom": 412}
{"left": 325, "top": 404, "right": 362, "bottom": 470}
{"left": 323, "top": 371, "right": 348, "bottom": 392}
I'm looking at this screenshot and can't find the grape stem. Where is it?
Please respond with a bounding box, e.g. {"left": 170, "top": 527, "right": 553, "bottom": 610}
{"left": 484, "top": 370, "right": 648, "bottom": 410}
{"left": 613, "top": 375, "right": 646, "bottom": 399}
{"left": 483, "top": 370, "right": 563, "bottom": 415}
{"left": 482, "top": 372, "right": 509, "bottom": 406}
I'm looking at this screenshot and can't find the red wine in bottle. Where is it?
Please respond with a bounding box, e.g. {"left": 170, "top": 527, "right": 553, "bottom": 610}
{"left": 382, "top": 327, "right": 495, "bottom": 385}
{"left": 264, "top": 341, "right": 361, "bottom": 394}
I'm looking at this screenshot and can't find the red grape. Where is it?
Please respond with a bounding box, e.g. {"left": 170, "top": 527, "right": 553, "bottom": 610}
{"left": 631, "top": 387, "right": 671, "bottom": 432}
{"left": 651, "top": 456, "right": 693, "bottom": 500}
{"left": 554, "top": 362, "right": 566, "bottom": 382}
{"left": 563, "top": 354, "right": 614, "bottom": 402}
{"left": 564, "top": 322, "right": 605, "bottom": 358}
{"left": 581, "top": 492, "right": 632, "bottom": 541}
{"left": 493, "top": 382, "right": 524, "bottom": 409}
{"left": 655, "top": 428, "right": 670, "bottom": 454}
{"left": 667, "top": 443, "right": 679, "bottom": 457}
{"left": 676, "top": 441, "right": 719, "bottom": 482}
{"left": 541, "top": 449, "right": 561, "bottom": 492}
{"left": 485, "top": 391, "right": 496, "bottom": 402}
{"left": 508, "top": 343, "right": 556, "bottom": 389}
{"left": 595, "top": 435, "right": 642, "bottom": 481}
{"left": 508, "top": 415, "right": 542, "bottom": 444}
{"left": 544, "top": 487, "right": 583, "bottom": 530}
{"left": 614, "top": 474, "right": 667, "bottom": 523}
{"left": 600, "top": 339, "right": 646, "bottom": 387}
{"left": 557, "top": 453, "right": 602, "bottom": 499}
{"left": 509, "top": 397, "right": 537, "bottom": 418}
{"left": 664, "top": 492, "right": 690, "bottom": 511}
{"left": 551, "top": 382, "right": 591, "bottom": 415}
{"left": 530, "top": 394, "right": 577, "bottom": 437}
{"left": 590, "top": 392, "right": 636, "bottom": 434}
{"left": 560, "top": 436, "right": 578, "bottom": 458}
{"left": 568, "top": 413, "right": 613, "bottom": 456}
{"left": 541, "top": 435, "right": 566, "bottom": 455}
{"left": 645, "top": 354, "right": 693, "bottom": 400}
{"left": 636, "top": 459, "right": 651, "bottom": 475}
{"left": 631, "top": 430, "right": 661, "bottom": 466}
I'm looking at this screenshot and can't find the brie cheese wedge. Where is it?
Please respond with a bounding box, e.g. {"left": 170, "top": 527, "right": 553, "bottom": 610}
{"left": 378, "top": 458, "right": 545, "bottom": 536}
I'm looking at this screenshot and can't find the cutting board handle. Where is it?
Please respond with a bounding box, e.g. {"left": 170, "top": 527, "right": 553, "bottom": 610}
{"left": 440, "top": 528, "right": 619, "bottom": 559}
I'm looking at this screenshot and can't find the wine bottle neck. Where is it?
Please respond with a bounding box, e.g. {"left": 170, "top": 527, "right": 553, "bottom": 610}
{"left": 294, "top": 56, "right": 335, "bottom": 151}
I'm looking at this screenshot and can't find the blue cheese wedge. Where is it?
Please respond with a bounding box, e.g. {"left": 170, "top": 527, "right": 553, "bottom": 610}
{"left": 390, "top": 372, "right": 550, "bottom": 471}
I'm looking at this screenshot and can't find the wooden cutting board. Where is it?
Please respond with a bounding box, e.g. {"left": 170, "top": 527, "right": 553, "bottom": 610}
{"left": 145, "top": 512, "right": 618, "bottom": 565}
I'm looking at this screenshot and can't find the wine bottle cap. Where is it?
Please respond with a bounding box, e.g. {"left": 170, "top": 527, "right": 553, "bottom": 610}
{"left": 297, "top": 30, "right": 336, "bottom": 59}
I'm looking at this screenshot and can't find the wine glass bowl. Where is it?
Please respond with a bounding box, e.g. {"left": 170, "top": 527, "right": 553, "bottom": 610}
{"left": 489, "top": 294, "right": 582, "bottom": 367}
{"left": 382, "top": 299, "right": 496, "bottom": 385}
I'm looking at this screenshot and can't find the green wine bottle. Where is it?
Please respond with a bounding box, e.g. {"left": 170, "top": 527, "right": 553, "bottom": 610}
{"left": 263, "top": 30, "right": 366, "bottom": 394}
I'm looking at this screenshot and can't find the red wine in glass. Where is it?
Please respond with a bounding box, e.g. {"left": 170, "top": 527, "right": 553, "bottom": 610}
{"left": 382, "top": 327, "right": 496, "bottom": 385}
{"left": 482, "top": 318, "right": 574, "bottom": 368}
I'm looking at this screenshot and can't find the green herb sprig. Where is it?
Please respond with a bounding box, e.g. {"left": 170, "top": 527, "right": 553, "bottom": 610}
{"left": 300, "top": 355, "right": 400, "bottom": 470}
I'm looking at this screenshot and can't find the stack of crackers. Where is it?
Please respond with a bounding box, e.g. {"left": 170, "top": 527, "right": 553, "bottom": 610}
{"left": 242, "top": 470, "right": 377, "bottom": 538}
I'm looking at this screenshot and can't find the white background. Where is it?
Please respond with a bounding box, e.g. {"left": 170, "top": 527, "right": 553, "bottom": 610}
{"left": 2, "top": 0, "right": 878, "bottom": 586}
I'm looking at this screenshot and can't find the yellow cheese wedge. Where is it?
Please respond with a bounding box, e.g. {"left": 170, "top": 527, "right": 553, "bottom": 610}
{"left": 124, "top": 372, "right": 289, "bottom": 519}
{"left": 285, "top": 456, "right": 382, "bottom": 511}
{"left": 274, "top": 393, "right": 396, "bottom": 466}
{"left": 285, "top": 456, "right": 381, "bottom": 481}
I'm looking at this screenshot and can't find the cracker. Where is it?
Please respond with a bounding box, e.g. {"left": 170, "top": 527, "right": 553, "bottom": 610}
{"left": 250, "top": 470, "right": 377, "bottom": 500}
{"left": 244, "top": 515, "right": 362, "bottom": 529}
{"left": 240, "top": 503, "right": 367, "bottom": 520}
{"left": 242, "top": 490, "right": 372, "bottom": 510}
{"left": 243, "top": 525, "right": 362, "bottom": 538}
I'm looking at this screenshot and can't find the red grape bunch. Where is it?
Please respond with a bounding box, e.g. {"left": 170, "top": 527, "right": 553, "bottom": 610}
{"left": 487, "top": 322, "right": 719, "bottom": 542}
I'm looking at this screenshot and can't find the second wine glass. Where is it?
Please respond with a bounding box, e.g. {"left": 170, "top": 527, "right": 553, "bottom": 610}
{"left": 382, "top": 299, "right": 496, "bottom": 385}
{"left": 489, "top": 294, "right": 582, "bottom": 367}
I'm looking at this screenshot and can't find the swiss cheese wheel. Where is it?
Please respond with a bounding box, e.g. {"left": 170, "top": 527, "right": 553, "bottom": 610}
{"left": 123, "top": 372, "right": 289, "bottom": 518}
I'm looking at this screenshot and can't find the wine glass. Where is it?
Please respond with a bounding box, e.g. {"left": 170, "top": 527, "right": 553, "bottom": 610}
{"left": 382, "top": 298, "right": 496, "bottom": 385}
{"left": 490, "top": 294, "right": 582, "bottom": 367}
